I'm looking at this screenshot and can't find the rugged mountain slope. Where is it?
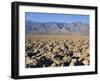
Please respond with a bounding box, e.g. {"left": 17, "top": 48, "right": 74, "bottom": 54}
{"left": 25, "top": 20, "right": 89, "bottom": 35}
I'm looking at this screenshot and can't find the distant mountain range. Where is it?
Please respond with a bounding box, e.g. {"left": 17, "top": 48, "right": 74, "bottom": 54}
{"left": 25, "top": 20, "right": 89, "bottom": 35}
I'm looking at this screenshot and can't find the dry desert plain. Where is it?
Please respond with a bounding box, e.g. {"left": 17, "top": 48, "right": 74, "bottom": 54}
{"left": 25, "top": 35, "right": 89, "bottom": 68}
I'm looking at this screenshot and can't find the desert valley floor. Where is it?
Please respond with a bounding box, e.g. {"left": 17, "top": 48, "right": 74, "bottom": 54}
{"left": 25, "top": 35, "right": 89, "bottom": 68}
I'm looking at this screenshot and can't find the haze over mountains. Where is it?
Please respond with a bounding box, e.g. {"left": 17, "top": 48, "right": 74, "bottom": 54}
{"left": 25, "top": 20, "right": 89, "bottom": 35}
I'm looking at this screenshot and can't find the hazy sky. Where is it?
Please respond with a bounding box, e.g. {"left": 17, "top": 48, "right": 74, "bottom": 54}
{"left": 25, "top": 12, "right": 89, "bottom": 23}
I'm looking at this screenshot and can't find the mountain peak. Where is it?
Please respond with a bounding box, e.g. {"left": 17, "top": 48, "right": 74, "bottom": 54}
{"left": 25, "top": 21, "right": 89, "bottom": 35}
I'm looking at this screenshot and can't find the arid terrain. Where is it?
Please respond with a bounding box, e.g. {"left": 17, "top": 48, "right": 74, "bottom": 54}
{"left": 25, "top": 35, "right": 89, "bottom": 68}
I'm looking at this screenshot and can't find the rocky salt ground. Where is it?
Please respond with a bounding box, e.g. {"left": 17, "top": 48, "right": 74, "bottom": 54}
{"left": 25, "top": 39, "right": 89, "bottom": 68}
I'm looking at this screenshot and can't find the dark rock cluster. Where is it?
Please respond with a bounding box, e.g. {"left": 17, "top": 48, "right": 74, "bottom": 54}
{"left": 25, "top": 39, "right": 89, "bottom": 68}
